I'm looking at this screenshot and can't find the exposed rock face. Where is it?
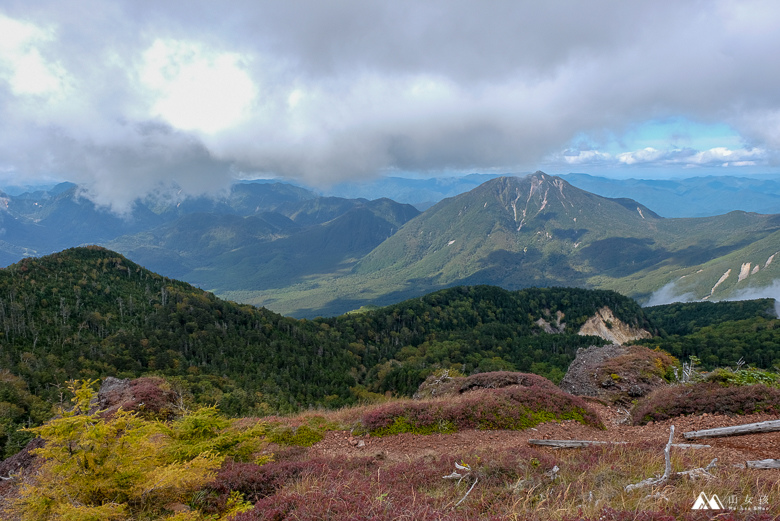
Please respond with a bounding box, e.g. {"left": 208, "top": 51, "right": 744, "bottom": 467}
{"left": 97, "top": 376, "right": 133, "bottom": 413}
{"left": 0, "top": 437, "right": 45, "bottom": 479}
{"left": 560, "top": 344, "right": 674, "bottom": 404}
{"left": 560, "top": 345, "right": 628, "bottom": 397}
{"left": 535, "top": 318, "right": 565, "bottom": 334}
{"left": 577, "top": 307, "right": 651, "bottom": 345}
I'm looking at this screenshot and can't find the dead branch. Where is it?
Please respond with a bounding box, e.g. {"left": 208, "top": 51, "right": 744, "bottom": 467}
{"left": 528, "top": 439, "right": 621, "bottom": 448}
{"left": 626, "top": 429, "right": 723, "bottom": 492}
{"left": 625, "top": 425, "right": 674, "bottom": 492}
{"left": 745, "top": 459, "right": 780, "bottom": 469}
{"left": 528, "top": 439, "right": 710, "bottom": 449}
{"left": 444, "top": 461, "right": 479, "bottom": 507}
{"left": 683, "top": 419, "right": 780, "bottom": 439}
{"left": 454, "top": 477, "right": 479, "bottom": 507}
{"left": 677, "top": 458, "right": 718, "bottom": 480}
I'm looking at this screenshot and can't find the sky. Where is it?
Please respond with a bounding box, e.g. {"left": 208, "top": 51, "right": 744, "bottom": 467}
{"left": 2, "top": 1, "right": 780, "bottom": 212}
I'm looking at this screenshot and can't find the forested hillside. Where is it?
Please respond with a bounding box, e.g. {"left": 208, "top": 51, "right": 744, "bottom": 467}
{"left": 0, "top": 247, "right": 358, "bottom": 416}
{"left": 0, "top": 248, "right": 639, "bottom": 408}
{"left": 318, "top": 285, "right": 652, "bottom": 395}
{"left": 641, "top": 299, "right": 780, "bottom": 369}
{"left": 1, "top": 246, "right": 778, "bottom": 459}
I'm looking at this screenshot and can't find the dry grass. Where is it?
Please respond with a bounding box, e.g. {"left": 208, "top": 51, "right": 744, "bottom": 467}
{"left": 219, "top": 440, "right": 780, "bottom": 520}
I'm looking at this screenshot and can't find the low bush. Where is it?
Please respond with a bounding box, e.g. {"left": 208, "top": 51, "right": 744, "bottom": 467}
{"left": 12, "top": 380, "right": 261, "bottom": 521}
{"left": 127, "top": 377, "right": 179, "bottom": 420}
{"left": 362, "top": 385, "right": 603, "bottom": 435}
{"left": 705, "top": 367, "right": 780, "bottom": 387}
{"left": 415, "top": 370, "right": 559, "bottom": 399}
{"left": 632, "top": 382, "right": 780, "bottom": 424}
{"left": 265, "top": 414, "right": 343, "bottom": 447}
{"left": 267, "top": 424, "right": 324, "bottom": 447}
{"left": 598, "top": 346, "right": 678, "bottom": 384}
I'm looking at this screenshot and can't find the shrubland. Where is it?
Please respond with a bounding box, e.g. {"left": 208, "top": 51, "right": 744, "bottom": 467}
{"left": 9, "top": 380, "right": 266, "bottom": 521}
{"left": 4, "top": 368, "right": 780, "bottom": 520}
{"left": 361, "top": 386, "right": 603, "bottom": 436}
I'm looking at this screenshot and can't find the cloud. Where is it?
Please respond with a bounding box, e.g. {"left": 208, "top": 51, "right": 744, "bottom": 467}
{"left": 644, "top": 281, "right": 697, "bottom": 307}
{"left": 559, "top": 145, "right": 766, "bottom": 169}
{"left": 645, "top": 277, "right": 780, "bottom": 318}
{"left": 724, "top": 280, "right": 780, "bottom": 317}
{"left": 2, "top": 1, "right": 780, "bottom": 209}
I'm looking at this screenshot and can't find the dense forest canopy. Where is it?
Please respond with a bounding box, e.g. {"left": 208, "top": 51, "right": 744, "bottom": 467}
{"left": 0, "top": 247, "right": 778, "bottom": 457}
{"left": 641, "top": 299, "right": 780, "bottom": 369}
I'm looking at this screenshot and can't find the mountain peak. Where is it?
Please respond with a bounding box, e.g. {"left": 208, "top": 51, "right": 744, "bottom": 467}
{"left": 353, "top": 172, "right": 667, "bottom": 297}
{"left": 478, "top": 172, "right": 577, "bottom": 230}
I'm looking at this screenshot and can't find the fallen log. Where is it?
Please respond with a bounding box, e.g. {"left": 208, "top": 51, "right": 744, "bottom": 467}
{"left": 683, "top": 419, "right": 780, "bottom": 439}
{"left": 528, "top": 439, "right": 618, "bottom": 448}
{"left": 745, "top": 459, "right": 780, "bottom": 469}
{"left": 528, "top": 439, "right": 709, "bottom": 449}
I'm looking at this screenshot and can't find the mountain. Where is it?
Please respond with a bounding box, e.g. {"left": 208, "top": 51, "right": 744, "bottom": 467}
{"left": 0, "top": 248, "right": 650, "bottom": 431}
{"left": 106, "top": 197, "right": 420, "bottom": 292}
{"left": 244, "top": 172, "right": 780, "bottom": 316}
{"left": 560, "top": 173, "right": 780, "bottom": 217}
{"left": 320, "top": 172, "right": 780, "bottom": 216}
{"left": 0, "top": 180, "right": 423, "bottom": 315}
{"left": 4, "top": 173, "right": 780, "bottom": 318}
{"left": 0, "top": 184, "right": 168, "bottom": 265}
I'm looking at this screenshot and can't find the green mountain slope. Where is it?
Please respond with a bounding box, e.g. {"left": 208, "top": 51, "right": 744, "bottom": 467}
{"left": 0, "top": 248, "right": 644, "bottom": 424}
{"left": 106, "top": 198, "right": 420, "bottom": 292}
{"left": 243, "top": 172, "right": 780, "bottom": 316}
{"left": 3, "top": 246, "right": 779, "bottom": 458}
{"left": 0, "top": 247, "right": 361, "bottom": 416}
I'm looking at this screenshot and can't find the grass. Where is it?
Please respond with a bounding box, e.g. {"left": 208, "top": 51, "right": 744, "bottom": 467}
{"left": 210, "top": 442, "right": 780, "bottom": 520}
{"left": 198, "top": 376, "right": 780, "bottom": 520}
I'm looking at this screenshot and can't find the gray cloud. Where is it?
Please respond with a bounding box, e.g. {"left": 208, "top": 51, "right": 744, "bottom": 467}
{"left": 2, "top": 0, "right": 780, "bottom": 208}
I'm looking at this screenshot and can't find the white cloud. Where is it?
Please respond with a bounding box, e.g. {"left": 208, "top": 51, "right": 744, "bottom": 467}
{"left": 562, "top": 150, "right": 612, "bottom": 165}
{"left": 2, "top": 1, "right": 780, "bottom": 209}
{"left": 0, "top": 14, "right": 68, "bottom": 97}
{"left": 618, "top": 148, "right": 665, "bottom": 165}
{"left": 552, "top": 145, "right": 768, "bottom": 170}
{"left": 645, "top": 281, "right": 697, "bottom": 307}
{"left": 140, "top": 39, "right": 256, "bottom": 134}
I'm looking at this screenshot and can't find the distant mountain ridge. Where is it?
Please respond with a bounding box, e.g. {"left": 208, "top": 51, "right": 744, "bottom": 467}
{"left": 560, "top": 173, "right": 780, "bottom": 217}
{"left": 313, "top": 172, "right": 780, "bottom": 216}
{"left": 240, "top": 172, "right": 780, "bottom": 316}
{"left": 3, "top": 172, "right": 780, "bottom": 317}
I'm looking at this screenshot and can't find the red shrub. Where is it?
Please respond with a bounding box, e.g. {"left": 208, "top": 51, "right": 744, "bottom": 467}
{"left": 362, "top": 385, "right": 603, "bottom": 434}
{"left": 127, "top": 377, "right": 178, "bottom": 419}
{"left": 229, "top": 450, "right": 555, "bottom": 521}
{"left": 632, "top": 383, "right": 780, "bottom": 425}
